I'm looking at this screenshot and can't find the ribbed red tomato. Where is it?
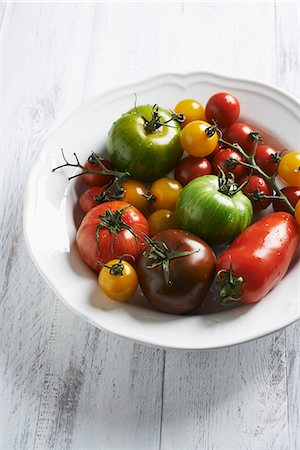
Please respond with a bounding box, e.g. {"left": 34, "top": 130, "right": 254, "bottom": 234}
{"left": 76, "top": 201, "right": 149, "bottom": 271}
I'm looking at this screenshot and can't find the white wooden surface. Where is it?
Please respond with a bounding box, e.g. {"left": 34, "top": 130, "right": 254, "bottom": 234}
{"left": 1, "top": 2, "right": 299, "bottom": 449}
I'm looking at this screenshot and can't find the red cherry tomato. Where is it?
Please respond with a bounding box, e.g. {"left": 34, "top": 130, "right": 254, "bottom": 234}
{"left": 216, "top": 212, "right": 300, "bottom": 304}
{"left": 76, "top": 201, "right": 149, "bottom": 271}
{"left": 81, "top": 158, "right": 114, "bottom": 187}
{"left": 79, "top": 186, "right": 103, "bottom": 214}
{"left": 175, "top": 156, "right": 212, "bottom": 186}
{"left": 223, "top": 122, "right": 257, "bottom": 155}
{"left": 273, "top": 186, "right": 300, "bottom": 213}
{"left": 212, "top": 148, "right": 247, "bottom": 180}
{"left": 255, "top": 145, "right": 280, "bottom": 176}
{"left": 205, "top": 92, "right": 240, "bottom": 128}
{"left": 241, "top": 175, "right": 273, "bottom": 210}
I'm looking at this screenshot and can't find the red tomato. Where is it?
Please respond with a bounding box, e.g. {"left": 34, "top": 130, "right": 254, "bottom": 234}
{"left": 216, "top": 212, "right": 300, "bottom": 304}
{"left": 205, "top": 92, "right": 240, "bottom": 128}
{"left": 79, "top": 186, "right": 103, "bottom": 215}
{"left": 76, "top": 201, "right": 149, "bottom": 271}
{"left": 241, "top": 175, "right": 273, "bottom": 210}
{"left": 81, "top": 157, "right": 114, "bottom": 187}
{"left": 273, "top": 186, "right": 300, "bottom": 213}
{"left": 212, "top": 148, "right": 247, "bottom": 180}
{"left": 174, "top": 156, "right": 212, "bottom": 186}
{"left": 223, "top": 122, "right": 258, "bottom": 155}
{"left": 255, "top": 144, "right": 280, "bottom": 176}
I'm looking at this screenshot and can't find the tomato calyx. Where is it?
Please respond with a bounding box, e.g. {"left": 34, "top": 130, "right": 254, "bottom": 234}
{"left": 217, "top": 168, "right": 247, "bottom": 197}
{"left": 142, "top": 236, "right": 199, "bottom": 286}
{"left": 95, "top": 206, "right": 139, "bottom": 249}
{"left": 217, "top": 262, "right": 243, "bottom": 305}
{"left": 52, "top": 149, "right": 130, "bottom": 182}
{"left": 134, "top": 103, "right": 184, "bottom": 134}
{"left": 205, "top": 123, "right": 218, "bottom": 138}
{"left": 99, "top": 254, "right": 135, "bottom": 276}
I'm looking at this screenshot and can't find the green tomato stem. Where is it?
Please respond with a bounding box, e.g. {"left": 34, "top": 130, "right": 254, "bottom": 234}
{"left": 219, "top": 138, "right": 295, "bottom": 214}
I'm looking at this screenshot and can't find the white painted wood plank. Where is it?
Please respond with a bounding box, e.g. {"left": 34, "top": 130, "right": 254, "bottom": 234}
{"left": 1, "top": 3, "right": 95, "bottom": 449}
{"left": 34, "top": 302, "right": 164, "bottom": 450}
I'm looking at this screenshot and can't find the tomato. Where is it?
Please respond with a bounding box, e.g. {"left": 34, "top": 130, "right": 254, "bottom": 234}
{"left": 148, "top": 209, "right": 180, "bottom": 236}
{"left": 212, "top": 148, "right": 247, "bottom": 180}
{"left": 76, "top": 201, "right": 149, "bottom": 271}
{"left": 79, "top": 186, "right": 103, "bottom": 214}
{"left": 254, "top": 144, "right": 280, "bottom": 176}
{"left": 278, "top": 152, "right": 300, "bottom": 187}
{"left": 174, "top": 156, "right": 211, "bottom": 186}
{"left": 81, "top": 156, "right": 115, "bottom": 187}
{"left": 149, "top": 178, "right": 182, "bottom": 211}
{"left": 241, "top": 175, "right": 273, "bottom": 211}
{"left": 273, "top": 186, "right": 300, "bottom": 213}
{"left": 295, "top": 200, "right": 300, "bottom": 225}
{"left": 137, "top": 230, "right": 216, "bottom": 314}
{"left": 180, "top": 120, "right": 218, "bottom": 157}
{"left": 205, "top": 92, "right": 240, "bottom": 128}
{"left": 122, "top": 179, "right": 149, "bottom": 215}
{"left": 98, "top": 259, "right": 138, "bottom": 302}
{"left": 107, "top": 104, "right": 182, "bottom": 182}
{"left": 176, "top": 175, "right": 253, "bottom": 245}
{"left": 216, "top": 212, "right": 299, "bottom": 304}
{"left": 173, "top": 99, "right": 205, "bottom": 127}
{"left": 223, "top": 122, "right": 257, "bottom": 155}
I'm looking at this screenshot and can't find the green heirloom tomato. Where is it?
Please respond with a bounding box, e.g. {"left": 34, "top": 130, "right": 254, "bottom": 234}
{"left": 107, "top": 105, "right": 183, "bottom": 182}
{"left": 176, "top": 175, "right": 253, "bottom": 245}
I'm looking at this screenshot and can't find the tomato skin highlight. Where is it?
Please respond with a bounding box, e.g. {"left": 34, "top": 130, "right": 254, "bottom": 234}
{"left": 216, "top": 212, "right": 300, "bottom": 304}
{"left": 205, "top": 92, "right": 240, "bottom": 128}
{"left": 76, "top": 201, "right": 149, "bottom": 271}
{"left": 176, "top": 175, "right": 253, "bottom": 245}
{"left": 82, "top": 159, "right": 114, "bottom": 187}
{"left": 107, "top": 105, "right": 182, "bottom": 182}
{"left": 174, "top": 156, "right": 212, "bottom": 186}
{"left": 278, "top": 152, "right": 300, "bottom": 187}
{"left": 137, "top": 230, "right": 216, "bottom": 314}
{"left": 98, "top": 259, "right": 138, "bottom": 302}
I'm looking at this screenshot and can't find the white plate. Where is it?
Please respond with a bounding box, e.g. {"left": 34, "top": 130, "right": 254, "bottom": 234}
{"left": 24, "top": 72, "right": 300, "bottom": 350}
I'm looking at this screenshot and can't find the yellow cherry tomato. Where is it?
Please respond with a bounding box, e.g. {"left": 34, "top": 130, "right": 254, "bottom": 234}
{"left": 98, "top": 259, "right": 138, "bottom": 302}
{"left": 295, "top": 200, "right": 300, "bottom": 225}
{"left": 150, "top": 178, "right": 183, "bottom": 211}
{"left": 180, "top": 120, "right": 219, "bottom": 157}
{"left": 148, "top": 209, "right": 181, "bottom": 237}
{"left": 122, "top": 179, "right": 149, "bottom": 215}
{"left": 278, "top": 152, "right": 300, "bottom": 187}
{"left": 174, "top": 99, "right": 206, "bottom": 128}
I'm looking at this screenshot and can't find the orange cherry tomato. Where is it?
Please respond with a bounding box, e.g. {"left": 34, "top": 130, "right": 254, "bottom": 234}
{"left": 122, "top": 179, "right": 149, "bottom": 215}
{"left": 180, "top": 120, "right": 218, "bottom": 157}
{"left": 278, "top": 152, "right": 300, "bottom": 187}
{"left": 148, "top": 209, "right": 180, "bottom": 236}
{"left": 150, "top": 178, "right": 183, "bottom": 211}
{"left": 174, "top": 99, "right": 205, "bottom": 128}
{"left": 295, "top": 200, "right": 300, "bottom": 225}
{"left": 98, "top": 259, "right": 138, "bottom": 302}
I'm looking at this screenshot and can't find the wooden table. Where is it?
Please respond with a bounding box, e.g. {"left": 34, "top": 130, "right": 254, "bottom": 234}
{"left": 2, "top": 2, "right": 299, "bottom": 449}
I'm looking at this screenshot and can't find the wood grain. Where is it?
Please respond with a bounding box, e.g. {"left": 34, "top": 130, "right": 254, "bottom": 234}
{"left": 1, "top": 2, "right": 299, "bottom": 450}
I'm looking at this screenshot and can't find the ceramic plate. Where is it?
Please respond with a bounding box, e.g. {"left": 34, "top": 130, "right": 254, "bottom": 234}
{"left": 24, "top": 72, "right": 300, "bottom": 349}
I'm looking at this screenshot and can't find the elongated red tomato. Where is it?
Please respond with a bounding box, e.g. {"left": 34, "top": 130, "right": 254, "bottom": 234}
{"left": 76, "top": 201, "right": 149, "bottom": 271}
{"left": 216, "top": 212, "right": 299, "bottom": 304}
